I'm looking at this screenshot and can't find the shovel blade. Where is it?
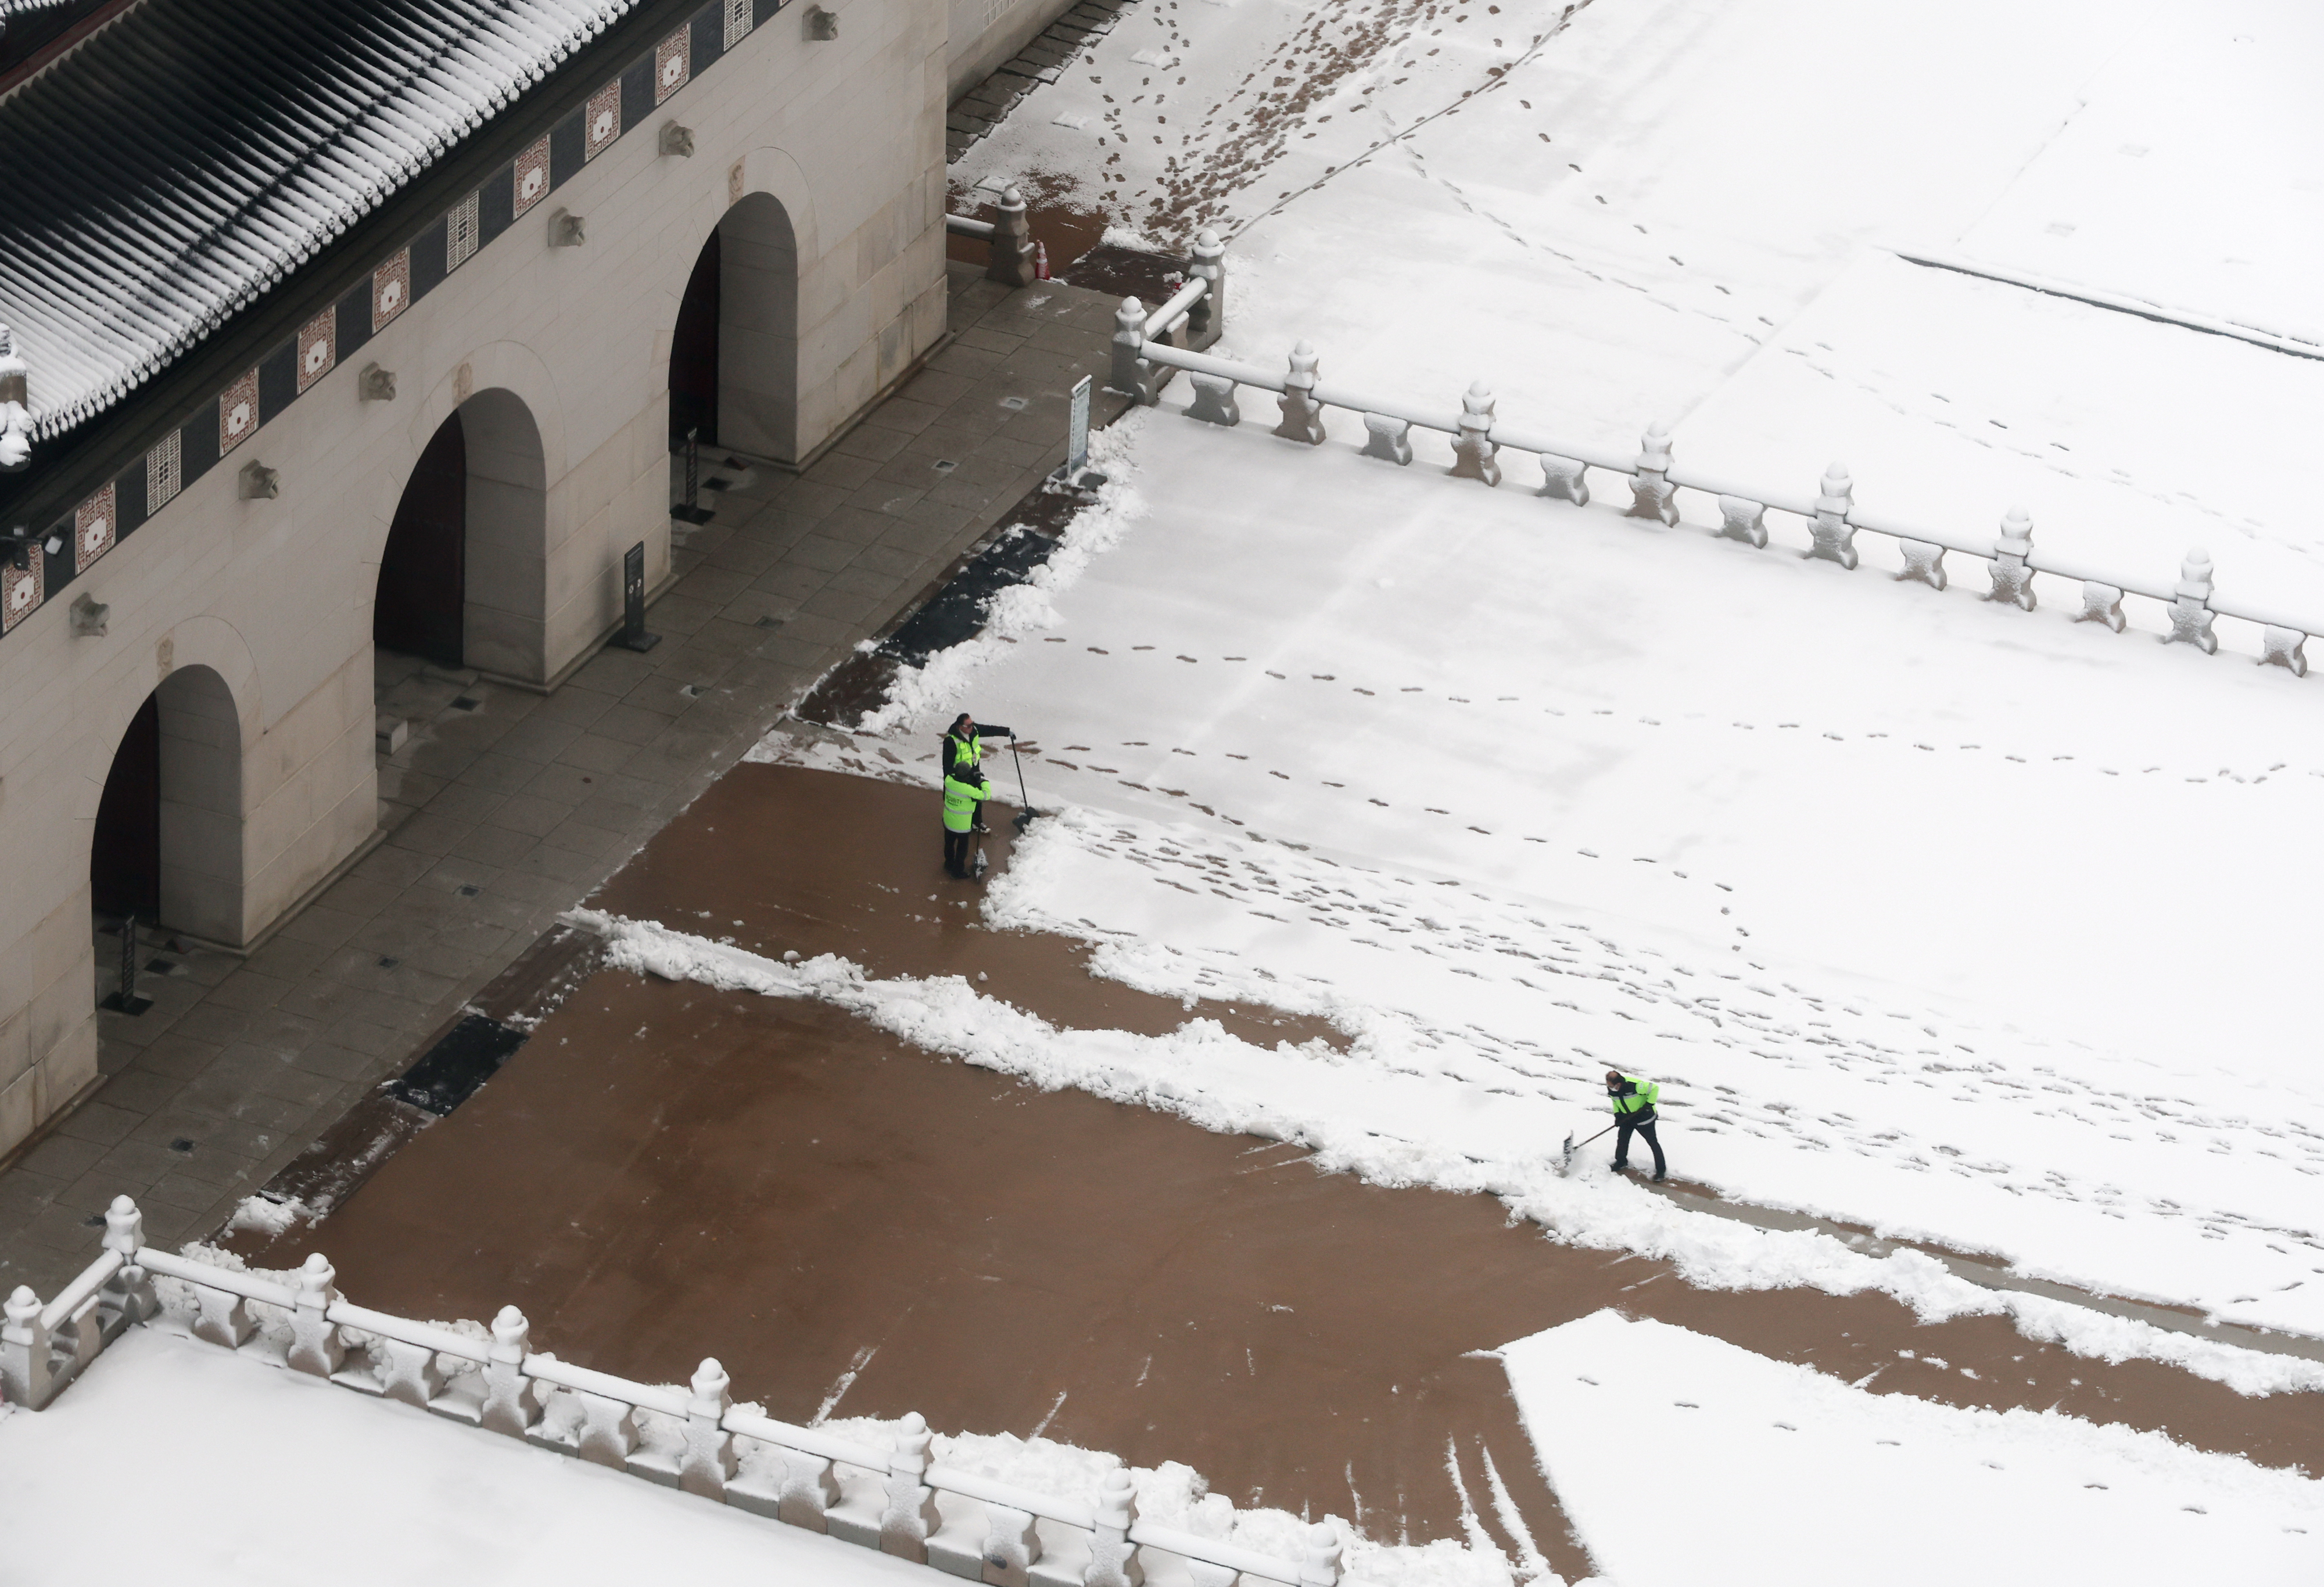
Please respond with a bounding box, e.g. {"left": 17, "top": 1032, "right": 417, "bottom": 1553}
{"left": 1012, "top": 810, "right": 1036, "bottom": 834}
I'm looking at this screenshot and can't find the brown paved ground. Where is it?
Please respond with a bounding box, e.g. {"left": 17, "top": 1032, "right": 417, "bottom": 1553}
{"left": 0, "top": 265, "right": 1130, "bottom": 1299}
{"left": 229, "top": 764, "right": 2324, "bottom": 1581}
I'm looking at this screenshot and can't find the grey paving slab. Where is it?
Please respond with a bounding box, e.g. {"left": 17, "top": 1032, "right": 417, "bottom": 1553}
{"left": 0, "top": 265, "right": 1124, "bottom": 1298}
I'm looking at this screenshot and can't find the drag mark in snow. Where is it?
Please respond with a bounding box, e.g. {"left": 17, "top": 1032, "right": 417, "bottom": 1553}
{"left": 1477, "top": 1442, "right": 1550, "bottom": 1581}
{"left": 1030, "top": 1389, "right": 1070, "bottom": 1439}
{"left": 813, "top": 1344, "right": 879, "bottom": 1425}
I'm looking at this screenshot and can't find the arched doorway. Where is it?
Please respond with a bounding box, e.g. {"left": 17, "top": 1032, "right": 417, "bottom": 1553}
{"left": 670, "top": 192, "right": 799, "bottom": 463}
{"left": 373, "top": 389, "right": 548, "bottom": 681}
{"left": 89, "top": 665, "right": 244, "bottom": 953}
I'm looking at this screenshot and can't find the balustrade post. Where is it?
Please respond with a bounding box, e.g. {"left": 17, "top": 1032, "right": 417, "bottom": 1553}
{"left": 1805, "top": 464, "right": 1856, "bottom": 566}
{"left": 681, "top": 1357, "right": 738, "bottom": 1501}
{"left": 990, "top": 186, "right": 1037, "bottom": 289}
{"left": 2261, "top": 626, "right": 2309, "bottom": 677}
{"left": 1109, "top": 299, "right": 1157, "bottom": 405}
{"left": 287, "top": 1253, "right": 343, "bottom": 1378}
{"left": 1362, "top": 414, "right": 1412, "bottom": 465}
{"left": 575, "top": 1391, "right": 640, "bottom": 1468}
{"left": 1716, "top": 494, "right": 1764, "bottom": 546}
{"left": 1085, "top": 1469, "right": 1144, "bottom": 1587}
{"left": 482, "top": 1305, "right": 543, "bottom": 1437}
{"left": 102, "top": 1195, "right": 155, "bottom": 1328}
{"left": 377, "top": 1338, "right": 446, "bottom": 1410}
{"left": 1988, "top": 507, "right": 2036, "bottom": 609}
{"left": 1450, "top": 383, "right": 1501, "bottom": 486}
{"left": 2075, "top": 581, "right": 2124, "bottom": 632}
{"left": 1626, "top": 421, "right": 1678, "bottom": 525}
{"left": 882, "top": 1410, "right": 944, "bottom": 1561}
{"left": 1185, "top": 228, "right": 1226, "bottom": 350}
{"left": 1272, "top": 343, "right": 1325, "bottom": 445}
{"left": 1186, "top": 374, "right": 1240, "bottom": 428}
{"left": 2, "top": 1284, "right": 50, "bottom": 1408}
{"left": 2166, "top": 548, "right": 2218, "bottom": 653}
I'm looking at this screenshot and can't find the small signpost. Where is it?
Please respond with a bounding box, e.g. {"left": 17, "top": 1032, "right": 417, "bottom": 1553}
{"left": 672, "top": 428, "right": 716, "bottom": 525}
{"left": 103, "top": 916, "right": 151, "bottom": 1015}
{"left": 1049, "top": 375, "right": 1106, "bottom": 492}
{"left": 612, "top": 541, "right": 660, "bottom": 652}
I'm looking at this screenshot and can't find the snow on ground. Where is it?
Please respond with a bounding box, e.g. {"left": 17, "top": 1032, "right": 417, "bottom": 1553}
{"left": 1499, "top": 1310, "right": 2324, "bottom": 1584}
{"left": 959, "top": 0, "right": 2324, "bottom": 598}
{"left": 0, "top": 1326, "right": 934, "bottom": 1587}
{"left": 902, "top": 0, "right": 2324, "bottom": 1338}
{"left": 0, "top": 1306, "right": 1499, "bottom": 1587}
{"left": 762, "top": 407, "right": 2324, "bottom": 1347}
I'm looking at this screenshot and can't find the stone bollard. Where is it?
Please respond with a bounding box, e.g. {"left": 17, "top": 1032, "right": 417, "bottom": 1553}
{"left": 481, "top": 1305, "right": 544, "bottom": 1437}
{"left": 1538, "top": 454, "right": 1590, "bottom": 505}
{"left": 1087, "top": 1469, "right": 1145, "bottom": 1587}
{"left": 1626, "top": 421, "right": 1679, "bottom": 525}
{"left": 2075, "top": 581, "right": 2125, "bottom": 632}
{"left": 1806, "top": 464, "right": 1857, "bottom": 567}
{"left": 1299, "top": 1523, "right": 1344, "bottom": 1587}
{"left": 102, "top": 1194, "right": 155, "bottom": 1327}
{"left": 1109, "top": 299, "right": 1158, "bottom": 405}
{"left": 1273, "top": 343, "right": 1325, "bottom": 444}
{"left": 1450, "top": 383, "right": 1501, "bottom": 486}
{"left": 1362, "top": 414, "right": 1413, "bottom": 465}
{"left": 989, "top": 186, "right": 1037, "bottom": 289}
{"left": 1716, "top": 494, "right": 1765, "bottom": 547}
{"left": 2, "top": 1284, "right": 50, "bottom": 1408}
{"left": 287, "top": 1252, "right": 343, "bottom": 1378}
{"left": 1989, "top": 507, "right": 2036, "bottom": 609}
{"left": 2166, "top": 548, "right": 2218, "bottom": 653}
{"left": 1185, "top": 228, "right": 1226, "bottom": 350}
{"left": 1187, "top": 372, "right": 1240, "bottom": 427}
{"left": 2261, "top": 626, "right": 2309, "bottom": 677}
{"left": 1898, "top": 540, "right": 1947, "bottom": 590}
{"left": 680, "top": 1357, "right": 738, "bottom": 1500}
{"left": 882, "top": 1411, "right": 944, "bottom": 1561}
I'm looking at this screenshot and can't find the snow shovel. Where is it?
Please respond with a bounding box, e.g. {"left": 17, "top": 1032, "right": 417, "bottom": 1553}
{"left": 1558, "top": 1122, "right": 1618, "bottom": 1174}
{"left": 1009, "top": 742, "right": 1041, "bottom": 835}
{"left": 971, "top": 824, "right": 990, "bottom": 880}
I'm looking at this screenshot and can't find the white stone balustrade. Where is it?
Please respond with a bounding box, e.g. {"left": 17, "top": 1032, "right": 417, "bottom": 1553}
{"left": 1111, "top": 303, "right": 2316, "bottom": 678}
{"left": 2, "top": 1201, "right": 1372, "bottom": 1587}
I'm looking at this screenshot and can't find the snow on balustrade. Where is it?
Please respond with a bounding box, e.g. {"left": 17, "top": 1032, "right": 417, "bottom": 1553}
{"left": 4, "top": 1197, "right": 1373, "bottom": 1587}
{"left": 1106, "top": 290, "right": 2324, "bottom": 677}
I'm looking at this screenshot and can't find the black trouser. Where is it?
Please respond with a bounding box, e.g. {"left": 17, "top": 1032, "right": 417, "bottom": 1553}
{"left": 943, "top": 828, "right": 974, "bottom": 876}
{"left": 1615, "top": 1115, "right": 1666, "bottom": 1177}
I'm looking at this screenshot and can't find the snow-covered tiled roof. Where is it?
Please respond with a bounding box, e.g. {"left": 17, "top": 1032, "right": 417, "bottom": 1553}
{"left": 0, "top": 0, "right": 644, "bottom": 441}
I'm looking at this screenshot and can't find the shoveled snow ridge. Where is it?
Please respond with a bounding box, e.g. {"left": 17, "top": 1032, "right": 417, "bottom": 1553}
{"left": 569, "top": 907, "right": 2324, "bottom": 1399}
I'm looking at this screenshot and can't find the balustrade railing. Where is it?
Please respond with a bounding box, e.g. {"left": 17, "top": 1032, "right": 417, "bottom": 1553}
{"left": 948, "top": 188, "right": 1041, "bottom": 290}
{"left": 1107, "top": 307, "right": 2320, "bottom": 678}
{"left": 5, "top": 1197, "right": 1365, "bottom": 1587}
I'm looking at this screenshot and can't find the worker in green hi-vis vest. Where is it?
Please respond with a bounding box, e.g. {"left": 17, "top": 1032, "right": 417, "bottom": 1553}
{"left": 1605, "top": 1069, "right": 1667, "bottom": 1182}
{"left": 941, "top": 763, "right": 992, "bottom": 879}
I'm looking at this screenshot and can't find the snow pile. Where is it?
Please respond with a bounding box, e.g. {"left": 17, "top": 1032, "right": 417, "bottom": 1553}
{"left": 575, "top": 908, "right": 2324, "bottom": 1396}
{"left": 1500, "top": 1310, "right": 2324, "bottom": 1585}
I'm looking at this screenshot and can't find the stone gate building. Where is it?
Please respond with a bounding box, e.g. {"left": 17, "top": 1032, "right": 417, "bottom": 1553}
{"left": 0, "top": 0, "right": 1063, "bottom": 1162}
